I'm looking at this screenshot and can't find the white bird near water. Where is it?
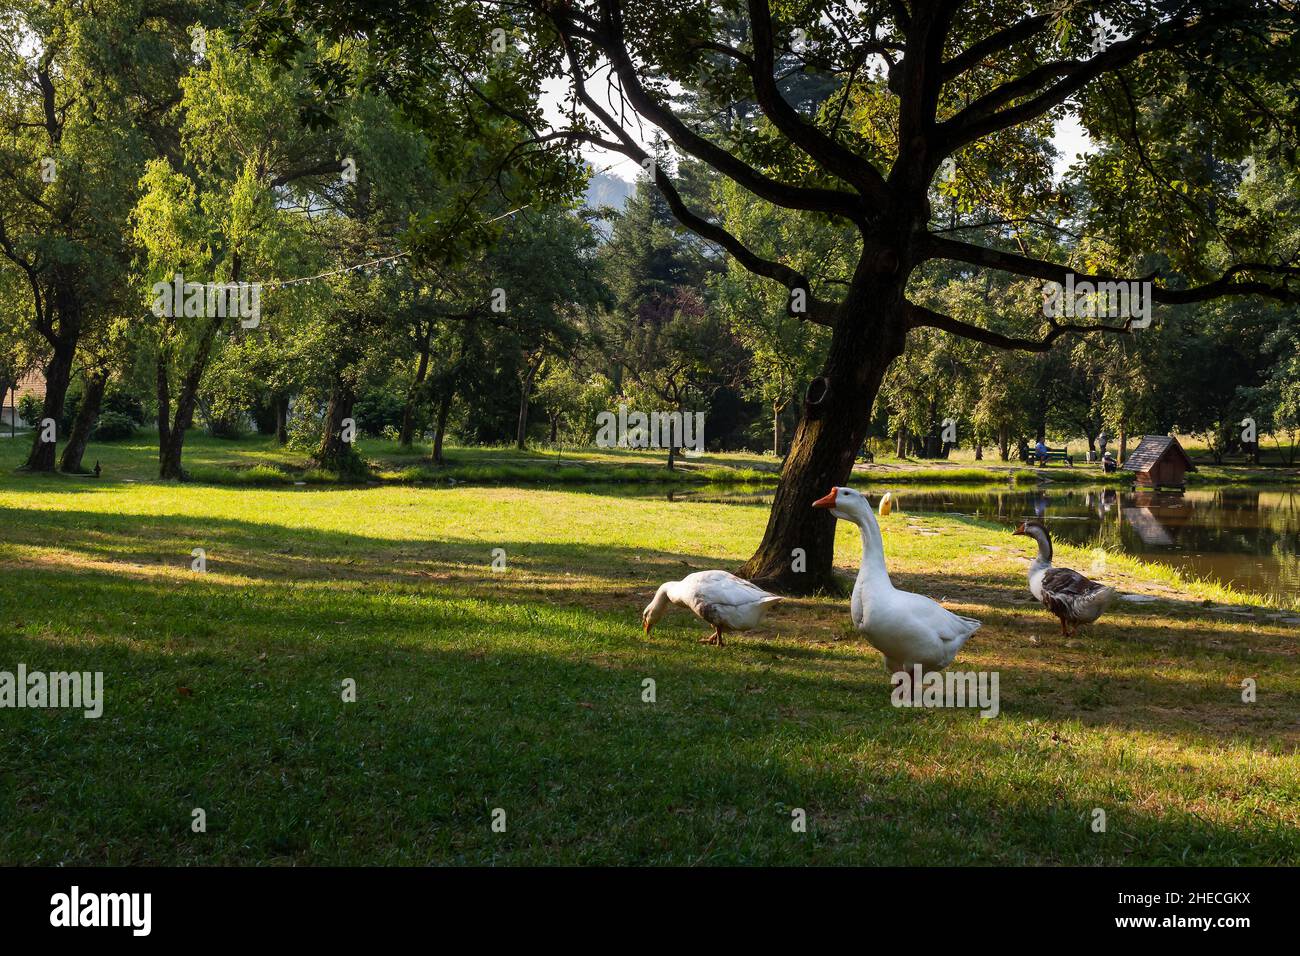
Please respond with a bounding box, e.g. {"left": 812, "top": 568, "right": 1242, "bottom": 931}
{"left": 812, "top": 486, "right": 981, "bottom": 679}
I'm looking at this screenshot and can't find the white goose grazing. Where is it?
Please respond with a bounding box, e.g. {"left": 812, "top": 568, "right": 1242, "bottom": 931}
{"left": 1013, "top": 520, "right": 1116, "bottom": 636}
{"left": 642, "top": 570, "right": 783, "bottom": 646}
{"left": 813, "top": 486, "right": 981, "bottom": 679}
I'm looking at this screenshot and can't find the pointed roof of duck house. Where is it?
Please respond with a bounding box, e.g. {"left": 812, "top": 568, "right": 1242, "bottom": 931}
{"left": 1122, "top": 435, "right": 1195, "bottom": 473}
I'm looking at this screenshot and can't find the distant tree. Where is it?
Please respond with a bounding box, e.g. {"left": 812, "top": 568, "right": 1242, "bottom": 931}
{"left": 599, "top": 173, "right": 746, "bottom": 466}
{"left": 716, "top": 267, "right": 827, "bottom": 457}
{"left": 133, "top": 29, "right": 342, "bottom": 478}
{"left": 0, "top": 0, "right": 187, "bottom": 471}
{"left": 488, "top": 207, "right": 604, "bottom": 450}
{"left": 1261, "top": 348, "right": 1300, "bottom": 465}
{"left": 533, "top": 362, "right": 612, "bottom": 445}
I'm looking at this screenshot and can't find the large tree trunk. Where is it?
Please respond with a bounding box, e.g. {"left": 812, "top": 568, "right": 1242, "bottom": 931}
{"left": 399, "top": 390, "right": 422, "bottom": 447}
{"left": 59, "top": 368, "right": 107, "bottom": 473}
{"left": 160, "top": 314, "right": 225, "bottom": 480}
{"left": 432, "top": 387, "right": 453, "bottom": 464}
{"left": 316, "top": 377, "right": 360, "bottom": 473}
{"left": 22, "top": 338, "right": 76, "bottom": 472}
{"left": 159, "top": 248, "right": 244, "bottom": 479}
{"left": 399, "top": 326, "right": 433, "bottom": 447}
{"left": 738, "top": 289, "right": 907, "bottom": 594}
{"left": 275, "top": 395, "right": 289, "bottom": 445}
{"left": 998, "top": 425, "right": 1010, "bottom": 461}
{"left": 156, "top": 350, "right": 170, "bottom": 462}
{"left": 515, "top": 352, "right": 542, "bottom": 451}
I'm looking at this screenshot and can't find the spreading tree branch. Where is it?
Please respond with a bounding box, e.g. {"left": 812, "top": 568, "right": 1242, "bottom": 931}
{"left": 936, "top": 7, "right": 1240, "bottom": 155}
{"left": 550, "top": 1, "right": 870, "bottom": 224}
{"left": 941, "top": 14, "right": 1054, "bottom": 80}
{"left": 926, "top": 235, "right": 1300, "bottom": 304}
{"left": 746, "top": 0, "right": 889, "bottom": 206}
{"left": 553, "top": 33, "right": 840, "bottom": 325}
{"left": 906, "top": 301, "right": 1131, "bottom": 352}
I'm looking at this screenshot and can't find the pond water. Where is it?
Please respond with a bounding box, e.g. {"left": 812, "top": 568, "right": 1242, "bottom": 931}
{"left": 665, "top": 485, "right": 1300, "bottom": 600}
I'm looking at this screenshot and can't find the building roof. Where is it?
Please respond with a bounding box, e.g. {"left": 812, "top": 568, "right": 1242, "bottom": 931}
{"left": 1122, "top": 435, "right": 1195, "bottom": 473}
{"left": 7, "top": 370, "right": 44, "bottom": 401}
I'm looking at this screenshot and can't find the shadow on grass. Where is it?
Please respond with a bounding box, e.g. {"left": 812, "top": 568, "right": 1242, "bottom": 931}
{"left": 2, "top": 520, "right": 1296, "bottom": 752}
{"left": 0, "top": 494, "right": 1296, "bottom": 864}
{"left": 1, "top": 609, "right": 1293, "bottom": 865}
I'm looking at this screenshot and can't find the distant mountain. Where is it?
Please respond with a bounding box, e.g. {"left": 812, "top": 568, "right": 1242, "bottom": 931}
{"left": 584, "top": 168, "right": 634, "bottom": 212}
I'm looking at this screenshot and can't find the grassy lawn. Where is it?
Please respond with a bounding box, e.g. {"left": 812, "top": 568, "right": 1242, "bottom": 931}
{"left": 0, "top": 441, "right": 1297, "bottom": 865}
{"left": 0, "top": 431, "right": 784, "bottom": 485}
{"left": 6, "top": 429, "right": 1293, "bottom": 487}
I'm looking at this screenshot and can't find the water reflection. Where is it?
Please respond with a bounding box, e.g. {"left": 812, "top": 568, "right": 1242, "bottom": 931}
{"left": 665, "top": 485, "right": 1300, "bottom": 599}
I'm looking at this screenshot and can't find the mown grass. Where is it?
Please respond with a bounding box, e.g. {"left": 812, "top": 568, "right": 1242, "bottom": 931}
{"left": 7, "top": 428, "right": 1294, "bottom": 488}
{"left": 0, "top": 432, "right": 784, "bottom": 486}
{"left": 0, "top": 444, "right": 1296, "bottom": 865}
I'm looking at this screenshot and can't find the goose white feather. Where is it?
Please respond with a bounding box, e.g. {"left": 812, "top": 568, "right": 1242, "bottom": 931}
{"left": 642, "top": 570, "right": 783, "bottom": 646}
{"left": 813, "top": 486, "right": 980, "bottom": 676}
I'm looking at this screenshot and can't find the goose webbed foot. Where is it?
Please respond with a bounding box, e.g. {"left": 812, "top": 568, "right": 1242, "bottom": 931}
{"left": 698, "top": 627, "right": 724, "bottom": 646}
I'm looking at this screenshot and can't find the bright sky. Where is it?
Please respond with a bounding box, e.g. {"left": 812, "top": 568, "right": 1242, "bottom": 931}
{"left": 1051, "top": 114, "right": 1096, "bottom": 180}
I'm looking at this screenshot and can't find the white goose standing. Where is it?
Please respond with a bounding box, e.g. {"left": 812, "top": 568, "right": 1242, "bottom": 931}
{"left": 813, "top": 486, "right": 981, "bottom": 680}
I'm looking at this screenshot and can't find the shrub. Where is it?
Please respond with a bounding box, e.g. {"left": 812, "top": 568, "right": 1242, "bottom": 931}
{"left": 59, "top": 378, "right": 84, "bottom": 432}
{"left": 353, "top": 390, "right": 406, "bottom": 437}
{"left": 17, "top": 393, "right": 43, "bottom": 428}
{"left": 91, "top": 411, "right": 137, "bottom": 441}
{"left": 102, "top": 389, "right": 149, "bottom": 426}
{"left": 207, "top": 416, "right": 245, "bottom": 439}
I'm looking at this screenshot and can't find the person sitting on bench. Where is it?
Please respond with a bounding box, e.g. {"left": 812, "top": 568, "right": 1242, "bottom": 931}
{"left": 1032, "top": 439, "right": 1074, "bottom": 466}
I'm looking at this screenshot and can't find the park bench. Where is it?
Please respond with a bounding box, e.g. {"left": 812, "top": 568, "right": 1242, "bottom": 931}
{"left": 1018, "top": 441, "right": 1074, "bottom": 467}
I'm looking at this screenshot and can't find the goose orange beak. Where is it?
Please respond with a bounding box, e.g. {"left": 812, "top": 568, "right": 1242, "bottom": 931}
{"left": 811, "top": 488, "right": 838, "bottom": 509}
{"left": 1012, "top": 521, "right": 1026, "bottom": 535}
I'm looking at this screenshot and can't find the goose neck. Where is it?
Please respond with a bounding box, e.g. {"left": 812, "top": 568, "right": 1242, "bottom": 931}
{"left": 853, "top": 513, "right": 891, "bottom": 584}
{"left": 656, "top": 582, "right": 677, "bottom": 610}
{"left": 1027, "top": 528, "right": 1053, "bottom": 564}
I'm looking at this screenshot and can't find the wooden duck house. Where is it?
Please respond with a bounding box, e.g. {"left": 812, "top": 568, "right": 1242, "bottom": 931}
{"left": 1122, "top": 435, "right": 1194, "bottom": 490}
